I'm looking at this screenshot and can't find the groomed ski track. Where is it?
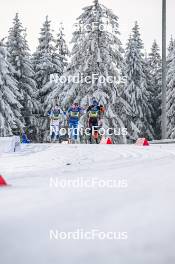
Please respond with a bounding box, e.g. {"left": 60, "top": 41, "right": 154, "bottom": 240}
{"left": 0, "top": 143, "right": 175, "bottom": 264}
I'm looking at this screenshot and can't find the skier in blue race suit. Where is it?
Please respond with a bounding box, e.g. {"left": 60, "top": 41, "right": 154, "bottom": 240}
{"left": 21, "top": 130, "right": 30, "bottom": 144}
{"left": 67, "top": 102, "right": 83, "bottom": 143}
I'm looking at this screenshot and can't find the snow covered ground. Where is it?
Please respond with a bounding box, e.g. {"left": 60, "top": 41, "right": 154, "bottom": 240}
{"left": 0, "top": 143, "right": 175, "bottom": 264}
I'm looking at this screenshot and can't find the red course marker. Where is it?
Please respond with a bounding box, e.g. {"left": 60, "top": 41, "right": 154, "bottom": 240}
{"left": 0, "top": 175, "right": 7, "bottom": 186}
{"left": 136, "top": 138, "right": 149, "bottom": 146}
{"left": 106, "top": 138, "right": 112, "bottom": 144}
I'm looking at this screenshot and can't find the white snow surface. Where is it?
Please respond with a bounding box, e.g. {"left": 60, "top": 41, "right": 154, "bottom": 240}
{"left": 0, "top": 136, "right": 20, "bottom": 153}
{"left": 0, "top": 143, "right": 175, "bottom": 264}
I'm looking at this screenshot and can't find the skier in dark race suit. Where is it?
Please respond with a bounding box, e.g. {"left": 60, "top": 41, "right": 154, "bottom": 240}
{"left": 87, "top": 98, "right": 105, "bottom": 144}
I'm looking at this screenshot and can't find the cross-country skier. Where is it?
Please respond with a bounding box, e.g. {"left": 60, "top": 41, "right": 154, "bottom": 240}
{"left": 21, "top": 129, "right": 30, "bottom": 144}
{"left": 87, "top": 98, "right": 105, "bottom": 144}
{"left": 67, "top": 102, "right": 83, "bottom": 143}
{"left": 49, "top": 104, "right": 64, "bottom": 142}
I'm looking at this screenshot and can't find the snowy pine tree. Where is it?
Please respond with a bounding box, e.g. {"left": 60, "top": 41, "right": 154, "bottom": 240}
{"left": 167, "top": 36, "right": 175, "bottom": 70}
{"left": 0, "top": 40, "right": 22, "bottom": 136}
{"left": 33, "top": 16, "right": 64, "bottom": 102}
{"left": 7, "top": 14, "right": 40, "bottom": 140}
{"left": 44, "top": 23, "right": 69, "bottom": 109}
{"left": 55, "top": 23, "right": 69, "bottom": 70}
{"left": 33, "top": 16, "right": 64, "bottom": 141}
{"left": 167, "top": 40, "right": 175, "bottom": 138}
{"left": 33, "top": 16, "right": 55, "bottom": 92}
{"left": 147, "top": 40, "right": 162, "bottom": 139}
{"left": 168, "top": 36, "right": 175, "bottom": 56}
{"left": 56, "top": 0, "right": 131, "bottom": 143}
{"left": 124, "top": 22, "right": 154, "bottom": 140}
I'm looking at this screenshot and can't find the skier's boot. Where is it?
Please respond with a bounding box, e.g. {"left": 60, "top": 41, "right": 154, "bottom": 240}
{"left": 50, "top": 132, "right": 55, "bottom": 143}
{"left": 56, "top": 134, "right": 61, "bottom": 143}
{"left": 93, "top": 131, "right": 99, "bottom": 144}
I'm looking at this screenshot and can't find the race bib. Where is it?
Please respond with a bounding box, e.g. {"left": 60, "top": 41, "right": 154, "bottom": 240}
{"left": 71, "top": 111, "right": 79, "bottom": 117}
{"left": 89, "top": 111, "right": 98, "bottom": 118}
